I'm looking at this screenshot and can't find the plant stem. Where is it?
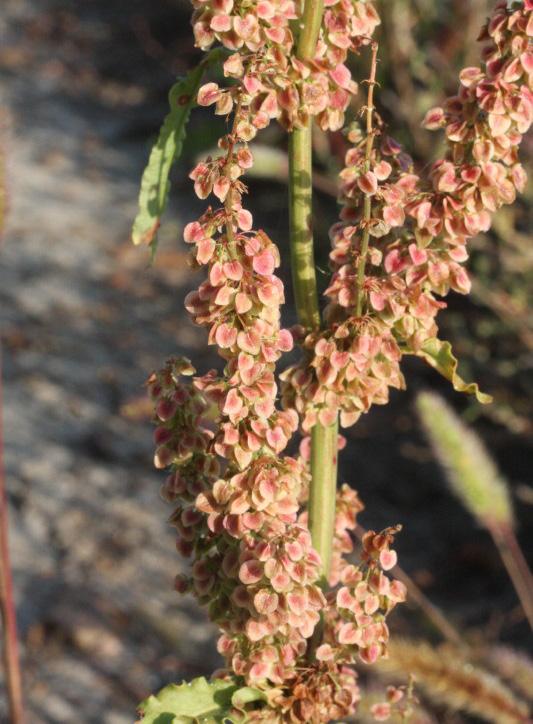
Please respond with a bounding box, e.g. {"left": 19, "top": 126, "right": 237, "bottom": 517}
{"left": 491, "top": 523, "right": 533, "bottom": 632}
{"left": 288, "top": 0, "right": 336, "bottom": 584}
{"left": 296, "top": 0, "right": 324, "bottom": 59}
{"left": 309, "top": 420, "right": 338, "bottom": 583}
{"left": 288, "top": 128, "right": 320, "bottom": 331}
{"left": 355, "top": 42, "right": 379, "bottom": 318}
{"left": 0, "top": 348, "right": 25, "bottom": 724}
{"left": 223, "top": 95, "right": 243, "bottom": 254}
{"left": 288, "top": 0, "right": 324, "bottom": 330}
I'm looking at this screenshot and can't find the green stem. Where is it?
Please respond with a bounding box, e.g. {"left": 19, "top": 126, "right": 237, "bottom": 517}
{"left": 288, "top": 128, "right": 320, "bottom": 331}
{"left": 296, "top": 0, "right": 324, "bottom": 58}
{"left": 288, "top": 0, "right": 336, "bottom": 584}
{"left": 309, "top": 420, "right": 338, "bottom": 583}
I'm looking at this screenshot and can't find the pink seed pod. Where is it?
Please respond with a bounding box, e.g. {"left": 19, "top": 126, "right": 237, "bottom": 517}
{"left": 153, "top": 427, "right": 173, "bottom": 446}
{"left": 422, "top": 106, "right": 445, "bottom": 129}
{"left": 154, "top": 445, "right": 174, "bottom": 469}
{"left": 197, "top": 82, "right": 220, "bottom": 106}
{"left": 174, "top": 574, "right": 190, "bottom": 594}
{"left": 155, "top": 397, "right": 178, "bottom": 421}
{"left": 357, "top": 171, "right": 378, "bottom": 195}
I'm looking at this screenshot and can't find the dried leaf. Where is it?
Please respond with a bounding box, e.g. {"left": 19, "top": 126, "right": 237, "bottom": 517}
{"left": 417, "top": 338, "right": 492, "bottom": 404}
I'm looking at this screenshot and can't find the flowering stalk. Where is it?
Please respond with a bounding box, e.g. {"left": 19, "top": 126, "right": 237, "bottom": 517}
{"left": 138, "top": 2, "right": 404, "bottom": 717}
{"left": 417, "top": 391, "right": 533, "bottom": 630}
{"left": 281, "top": 0, "right": 532, "bottom": 435}
{"left": 288, "top": 0, "right": 339, "bottom": 584}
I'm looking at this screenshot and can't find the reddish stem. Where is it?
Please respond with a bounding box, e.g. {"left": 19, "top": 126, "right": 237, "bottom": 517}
{"left": 0, "top": 347, "right": 25, "bottom": 723}
{"left": 490, "top": 522, "right": 533, "bottom": 633}
{"left": 354, "top": 41, "right": 379, "bottom": 318}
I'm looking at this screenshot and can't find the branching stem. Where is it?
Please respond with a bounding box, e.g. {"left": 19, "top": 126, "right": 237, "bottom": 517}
{"left": 355, "top": 42, "right": 379, "bottom": 318}
{"left": 223, "top": 96, "right": 244, "bottom": 253}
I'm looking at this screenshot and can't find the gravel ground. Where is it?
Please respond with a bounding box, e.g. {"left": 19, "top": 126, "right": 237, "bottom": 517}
{"left": 1, "top": 1, "right": 221, "bottom": 720}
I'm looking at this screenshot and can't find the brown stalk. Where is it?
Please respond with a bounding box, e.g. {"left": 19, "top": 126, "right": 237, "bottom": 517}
{"left": 0, "top": 348, "right": 25, "bottom": 723}
{"left": 354, "top": 41, "right": 379, "bottom": 318}
{"left": 0, "top": 116, "right": 24, "bottom": 723}
{"left": 489, "top": 522, "right": 533, "bottom": 633}
{"left": 223, "top": 94, "right": 244, "bottom": 250}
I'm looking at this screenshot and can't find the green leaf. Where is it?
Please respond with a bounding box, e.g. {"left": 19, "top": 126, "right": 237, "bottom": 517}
{"left": 131, "top": 69, "right": 201, "bottom": 249}
{"left": 231, "top": 687, "right": 267, "bottom": 711}
{"left": 137, "top": 677, "right": 239, "bottom": 724}
{"left": 416, "top": 338, "right": 492, "bottom": 404}
{"left": 131, "top": 48, "right": 225, "bottom": 253}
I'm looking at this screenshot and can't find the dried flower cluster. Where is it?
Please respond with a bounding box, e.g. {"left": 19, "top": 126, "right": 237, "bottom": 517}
{"left": 281, "top": 0, "right": 532, "bottom": 431}
{"left": 149, "top": 352, "right": 405, "bottom": 719}
{"left": 484, "top": 645, "right": 533, "bottom": 704}
{"left": 146, "top": 2, "right": 407, "bottom": 712}
{"left": 149, "top": 106, "right": 406, "bottom": 707}
{"left": 194, "top": 0, "right": 379, "bottom": 130}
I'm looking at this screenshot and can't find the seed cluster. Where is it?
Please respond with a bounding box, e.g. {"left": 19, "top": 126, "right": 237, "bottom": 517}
{"left": 193, "top": 0, "right": 379, "bottom": 130}
{"left": 282, "top": 1, "right": 532, "bottom": 431}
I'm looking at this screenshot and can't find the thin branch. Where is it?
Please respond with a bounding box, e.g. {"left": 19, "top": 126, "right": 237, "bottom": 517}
{"left": 491, "top": 523, "right": 533, "bottom": 632}
{"left": 0, "top": 347, "right": 25, "bottom": 723}
{"left": 355, "top": 42, "right": 379, "bottom": 318}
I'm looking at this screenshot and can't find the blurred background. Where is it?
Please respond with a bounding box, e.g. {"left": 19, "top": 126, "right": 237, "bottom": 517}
{"left": 0, "top": 0, "right": 531, "bottom": 721}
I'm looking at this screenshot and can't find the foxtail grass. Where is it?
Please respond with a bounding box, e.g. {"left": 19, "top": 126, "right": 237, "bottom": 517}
{"left": 417, "top": 392, "right": 533, "bottom": 630}
{"left": 483, "top": 645, "right": 533, "bottom": 705}
{"left": 379, "top": 639, "right": 530, "bottom": 723}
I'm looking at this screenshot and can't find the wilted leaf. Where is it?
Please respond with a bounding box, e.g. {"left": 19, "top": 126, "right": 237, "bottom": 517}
{"left": 416, "top": 338, "right": 492, "bottom": 404}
